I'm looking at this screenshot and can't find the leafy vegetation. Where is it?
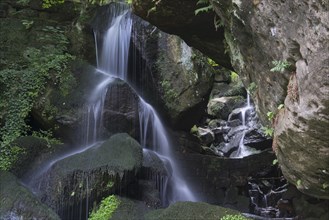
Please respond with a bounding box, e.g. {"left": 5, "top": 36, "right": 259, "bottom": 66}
{"left": 195, "top": 0, "right": 222, "bottom": 30}
{"left": 89, "top": 195, "right": 120, "bottom": 220}
{"left": 262, "top": 126, "right": 274, "bottom": 137}
{"left": 0, "top": 24, "right": 75, "bottom": 170}
{"left": 42, "top": 0, "right": 65, "bottom": 8}
{"left": 230, "top": 71, "right": 239, "bottom": 82}
{"left": 195, "top": 0, "right": 213, "bottom": 15}
{"left": 267, "top": 111, "right": 275, "bottom": 121}
{"left": 207, "top": 58, "right": 219, "bottom": 67}
{"left": 247, "top": 82, "right": 257, "bottom": 94}
{"left": 32, "top": 130, "right": 62, "bottom": 147}
{"left": 221, "top": 214, "right": 250, "bottom": 220}
{"left": 270, "top": 60, "right": 291, "bottom": 73}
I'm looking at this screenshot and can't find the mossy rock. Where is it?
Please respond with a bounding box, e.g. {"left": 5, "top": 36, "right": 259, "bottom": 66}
{"left": 111, "top": 196, "right": 151, "bottom": 220}
{"left": 0, "top": 171, "right": 59, "bottom": 220}
{"left": 207, "top": 96, "right": 245, "bottom": 120}
{"left": 144, "top": 201, "right": 241, "bottom": 220}
{"left": 37, "top": 133, "right": 143, "bottom": 212}
{"left": 210, "top": 82, "right": 246, "bottom": 100}
{"left": 9, "top": 136, "right": 51, "bottom": 177}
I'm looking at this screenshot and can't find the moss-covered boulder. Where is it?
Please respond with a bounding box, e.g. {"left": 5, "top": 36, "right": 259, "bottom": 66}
{"left": 37, "top": 133, "right": 143, "bottom": 214}
{"left": 9, "top": 136, "right": 52, "bottom": 177}
{"left": 111, "top": 196, "right": 151, "bottom": 220}
{"left": 207, "top": 96, "right": 245, "bottom": 120}
{"left": 144, "top": 201, "right": 241, "bottom": 220}
{"left": 0, "top": 171, "right": 59, "bottom": 220}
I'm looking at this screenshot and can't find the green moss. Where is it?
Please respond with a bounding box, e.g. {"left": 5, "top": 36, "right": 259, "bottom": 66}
{"left": 190, "top": 125, "right": 198, "bottom": 134}
{"left": 0, "top": 171, "right": 60, "bottom": 219}
{"left": 89, "top": 195, "right": 120, "bottom": 220}
{"left": 160, "top": 80, "right": 178, "bottom": 103}
{"left": 0, "top": 21, "right": 75, "bottom": 170}
{"left": 145, "top": 202, "right": 241, "bottom": 220}
{"left": 221, "top": 214, "right": 251, "bottom": 220}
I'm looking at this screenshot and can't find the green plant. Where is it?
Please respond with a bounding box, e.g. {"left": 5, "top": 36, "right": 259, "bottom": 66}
{"left": 0, "top": 145, "right": 25, "bottom": 171}
{"left": 221, "top": 214, "right": 250, "bottom": 220}
{"left": 267, "top": 111, "right": 275, "bottom": 121}
{"left": 272, "top": 159, "right": 278, "bottom": 165}
{"left": 247, "top": 82, "right": 257, "bottom": 94}
{"left": 106, "top": 181, "right": 115, "bottom": 189}
{"left": 195, "top": 0, "right": 213, "bottom": 15}
{"left": 207, "top": 58, "right": 219, "bottom": 67}
{"left": 322, "top": 183, "right": 329, "bottom": 189}
{"left": 296, "top": 179, "right": 302, "bottom": 188}
{"left": 262, "top": 126, "right": 274, "bottom": 137}
{"left": 0, "top": 24, "right": 75, "bottom": 171}
{"left": 32, "top": 130, "right": 62, "bottom": 147}
{"left": 42, "top": 0, "right": 65, "bottom": 8}
{"left": 195, "top": 0, "right": 222, "bottom": 30}
{"left": 270, "top": 60, "right": 291, "bottom": 73}
{"left": 89, "top": 195, "right": 120, "bottom": 220}
{"left": 21, "top": 20, "right": 34, "bottom": 29}
{"left": 17, "top": 0, "right": 31, "bottom": 6}
{"left": 277, "top": 104, "right": 284, "bottom": 110}
{"left": 190, "top": 125, "right": 198, "bottom": 134}
{"left": 230, "top": 71, "right": 239, "bottom": 82}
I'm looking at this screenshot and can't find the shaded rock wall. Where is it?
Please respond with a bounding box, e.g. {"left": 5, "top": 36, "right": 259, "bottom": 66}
{"left": 132, "top": 0, "right": 329, "bottom": 199}
{"left": 130, "top": 15, "right": 215, "bottom": 129}
{"left": 131, "top": 0, "right": 231, "bottom": 69}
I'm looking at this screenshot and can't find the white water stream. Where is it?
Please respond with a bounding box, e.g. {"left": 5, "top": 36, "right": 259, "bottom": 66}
{"left": 232, "top": 94, "right": 261, "bottom": 158}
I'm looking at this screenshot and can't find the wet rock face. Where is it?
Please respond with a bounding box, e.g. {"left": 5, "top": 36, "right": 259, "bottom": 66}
{"left": 130, "top": 15, "right": 215, "bottom": 129}
{"left": 0, "top": 171, "right": 60, "bottom": 220}
{"left": 132, "top": 0, "right": 329, "bottom": 199}
{"left": 103, "top": 79, "right": 141, "bottom": 139}
{"left": 35, "top": 133, "right": 143, "bottom": 216}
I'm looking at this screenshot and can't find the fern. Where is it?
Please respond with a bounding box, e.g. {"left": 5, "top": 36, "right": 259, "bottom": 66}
{"left": 270, "top": 60, "right": 291, "bottom": 73}
{"left": 195, "top": 0, "right": 213, "bottom": 15}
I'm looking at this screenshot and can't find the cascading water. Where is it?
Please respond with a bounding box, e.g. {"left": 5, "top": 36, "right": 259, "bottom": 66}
{"left": 231, "top": 93, "right": 261, "bottom": 158}
{"left": 139, "top": 98, "right": 196, "bottom": 204}
{"left": 92, "top": 2, "right": 196, "bottom": 205}
{"left": 25, "top": 4, "right": 196, "bottom": 219}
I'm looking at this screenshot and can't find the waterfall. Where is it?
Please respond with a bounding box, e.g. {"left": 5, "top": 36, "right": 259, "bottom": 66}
{"left": 24, "top": 4, "right": 196, "bottom": 218}
{"left": 232, "top": 93, "right": 260, "bottom": 158}
{"left": 139, "top": 98, "right": 196, "bottom": 203}
{"left": 92, "top": 3, "right": 196, "bottom": 204}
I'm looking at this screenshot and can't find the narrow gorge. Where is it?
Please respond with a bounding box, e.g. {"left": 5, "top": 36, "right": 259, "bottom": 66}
{"left": 0, "top": 0, "right": 328, "bottom": 220}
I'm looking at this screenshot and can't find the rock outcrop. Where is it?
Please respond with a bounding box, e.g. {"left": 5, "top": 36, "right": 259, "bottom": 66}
{"left": 0, "top": 0, "right": 97, "bottom": 144}
{"left": 131, "top": 0, "right": 231, "bottom": 69}
{"left": 132, "top": 0, "right": 329, "bottom": 199}
{"left": 144, "top": 201, "right": 242, "bottom": 220}
{"left": 36, "top": 133, "right": 143, "bottom": 215}
{"left": 103, "top": 78, "right": 141, "bottom": 139}
{"left": 130, "top": 15, "right": 215, "bottom": 129}
{"left": 0, "top": 171, "right": 60, "bottom": 220}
